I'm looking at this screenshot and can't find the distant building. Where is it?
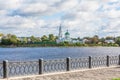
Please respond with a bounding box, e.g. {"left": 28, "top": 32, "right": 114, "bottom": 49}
{"left": 71, "top": 39, "right": 79, "bottom": 43}
{"left": 64, "top": 30, "right": 72, "bottom": 42}
{"left": 105, "top": 40, "right": 115, "bottom": 43}
{"left": 56, "top": 25, "right": 72, "bottom": 43}
{"left": 56, "top": 25, "right": 64, "bottom": 43}
{"left": 56, "top": 25, "right": 82, "bottom": 43}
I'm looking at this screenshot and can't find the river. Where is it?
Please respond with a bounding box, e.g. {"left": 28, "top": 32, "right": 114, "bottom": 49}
{"left": 0, "top": 47, "right": 119, "bottom": 61}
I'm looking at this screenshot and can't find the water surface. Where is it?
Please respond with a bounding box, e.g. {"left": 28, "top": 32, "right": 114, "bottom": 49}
{"left": 0, "top": 47, "right": 119, "bottom": 61}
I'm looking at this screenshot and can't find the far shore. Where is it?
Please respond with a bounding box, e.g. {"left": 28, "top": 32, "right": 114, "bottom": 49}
{"left": 0, "top": 45, "right": 119, "bottom": 48}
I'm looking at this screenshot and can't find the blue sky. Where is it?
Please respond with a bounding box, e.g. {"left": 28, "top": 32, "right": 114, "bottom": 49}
{"left": 0, "top": 0, "right": 120, "bottom": 38}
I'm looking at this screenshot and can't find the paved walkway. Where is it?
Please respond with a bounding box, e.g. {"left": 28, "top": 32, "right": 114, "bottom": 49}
{"left": 8, "top": 67, "right": 120, "bottom": 80}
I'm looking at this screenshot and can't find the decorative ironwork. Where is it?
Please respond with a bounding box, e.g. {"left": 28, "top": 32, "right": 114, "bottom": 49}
{"left": 0, "top": 55, "right": 119, "bottom": 78}
{"left": 0, "top": 62, "right": 3, "bottom": 78}
{"left": 43, "top": 59, "right": 66, "bottom": 73}
{"left": 92, "top": 56, "right": 107, "bottom": 68}
{"left": 8, "top": 61, "right": 39, "bottom": 77}
{"left": 71, "top": 57, "right": 89, "bottom": 70}
{"left": 109, "top": 56, "right": 119, "bottom": 66}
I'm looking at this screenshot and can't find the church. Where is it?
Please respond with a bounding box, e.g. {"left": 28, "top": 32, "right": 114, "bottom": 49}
{"left": 56, "top": 25, "right": 72, "bottom": 43}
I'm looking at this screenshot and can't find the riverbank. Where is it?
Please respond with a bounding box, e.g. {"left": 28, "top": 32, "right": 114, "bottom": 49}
{"left": 7, "top": 67, "right": 120, "bottom": 80}
{"left": 0, "top": 44, "right": 119, "bottom": 48}
{"left": 0, "top": 41, "right": 119, "bottom": 48}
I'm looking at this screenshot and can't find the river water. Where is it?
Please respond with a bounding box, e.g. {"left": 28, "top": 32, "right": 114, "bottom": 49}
{"left": 0, "top": 47, "right": 119, "bottom": 61}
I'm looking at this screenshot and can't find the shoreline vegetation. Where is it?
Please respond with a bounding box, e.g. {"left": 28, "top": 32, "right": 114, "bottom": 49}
{"left": 0, "top": 42, "right": 119, "bottom": 48}
{"left": 0, "top": 33, "right": 120, "bottom": 48}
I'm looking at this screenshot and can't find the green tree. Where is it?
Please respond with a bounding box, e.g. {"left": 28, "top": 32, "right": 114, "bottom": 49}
{"left": 0, "top": 33, "right": 3, "bottom": 37}
{"left": 100, "top": 37, "right": 105, "bottom": 43}
{"left": 29, "top": 36, "right": 41, "bottom": 43}
{"left": 106, "top": 36, "right": 114, "bottom": 40}
{"left": 49, "top": 34, "right": 56, "bottom": 42}
{"left": 30, "top": 36, "right": 36, "bottom": 43}
{"left": 1, "top": 38, "right": 11, "bottom": 45}
{"left": 41, "top": 35, "right": 48, "bottom": 42}
{"left": 9, "top": 35, "right": 18, "bottom": 45}
{"left": 1, "top": 34, "right": 18, "bottom": 45}
{"left": 7, "top": 34, "right": 12, "bottom": 38}
{"left": 23, "top": 37, "right": 28, "bottom": 44}
{"left": 83, "top": 37, "right": 91, "bottom": 40}
{"left": 75, "top": 42, "right": 81, "bottom": 46}
{"left": 77, "top": 37, "right": 81, "bottom": 40}
{"left": 56, "top": 36, "right": 58, "bottom": 39}
{"left": 99, "top": 37, "right": 105, "bottom": 45}
{"left": 115, "top": 36, "right": 120, "bottom": 46}
{"left": 35, "top": 37, "right": 41, "bottom": 42}
{"left": 91, "top": 35, "right": 99, "bottom": 44}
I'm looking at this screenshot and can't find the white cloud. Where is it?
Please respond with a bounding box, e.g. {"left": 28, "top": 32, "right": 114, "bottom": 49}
{"left": 18, "top": 3, "right": 48, "bottom": 16}
{"left": 0, "top": 0, "right": 22, "bottom": 10}
{"left": 0, "top": 10, "right": 7, "bottom": 16}
{"left": 107, "top": 9, "right": 120, "bottom": 18}
{"left": 0, "top": 0, "right": 120, "bottom": 37}
{"left": 80, "top": 0, "right": 99, "bottom": 11}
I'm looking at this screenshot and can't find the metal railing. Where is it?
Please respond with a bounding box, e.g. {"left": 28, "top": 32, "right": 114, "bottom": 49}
{"left": 0, "top": 62, "right": 3, "bottom": 78}
{"left": 70, "top": 57, "right": 89, "bottom": 70}
{"left": 92, "top": 56, "right": 107, "bottom": 68}
{"left": 0, "top": 55, "right": 120, "bottom": 79}
{"left": 43, "top": 59, "right": 66, "bottom": 73}
{"left": 8, "top": 61, "right": 39, "bottom": 77}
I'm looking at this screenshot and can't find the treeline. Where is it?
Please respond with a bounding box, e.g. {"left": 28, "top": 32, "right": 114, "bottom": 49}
{"left": 0, "top": 33, "right": 57, "bottom": 46}
{"left": 0, "top": 33, "right": 120, "bottom": 47}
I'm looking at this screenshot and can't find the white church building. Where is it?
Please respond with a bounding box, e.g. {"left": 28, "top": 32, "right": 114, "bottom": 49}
{"left": 56, "top": 25, "right": 72, "bottom": 43}
{"left": 56, "top": 25, "right": 82, "bottom": 43}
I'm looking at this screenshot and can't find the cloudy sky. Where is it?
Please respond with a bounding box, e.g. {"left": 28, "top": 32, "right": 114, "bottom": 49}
{"left": 0, "top": 0, "right": 120, "bottom": 38}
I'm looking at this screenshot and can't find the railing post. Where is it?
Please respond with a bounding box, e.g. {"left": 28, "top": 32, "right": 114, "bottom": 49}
{"left": 89, "top": 56, "right": 92, "bottom": 68}
{"left": 107, "top": 55, "right": 110, "bottom": 67}
{"left": 66, "top": 57, "right": 70, "bottom": 71}
{"left": 119, "top": 55, "right": 120, "bottom": 65}
{"left": 3, "top": 60, "right": 8, "bottom": 78}
{"left": 39, "top": 59, "right": 43, "bottom": 74}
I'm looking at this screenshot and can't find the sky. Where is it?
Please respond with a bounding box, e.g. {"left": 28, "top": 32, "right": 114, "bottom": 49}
{"left": 0, "top": 0, "right": 120, "bottom": 38}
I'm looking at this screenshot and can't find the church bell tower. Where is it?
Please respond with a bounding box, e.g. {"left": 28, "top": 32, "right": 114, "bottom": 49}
{"left": 58, "top": 24, "right": 62, "bottom": 40}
